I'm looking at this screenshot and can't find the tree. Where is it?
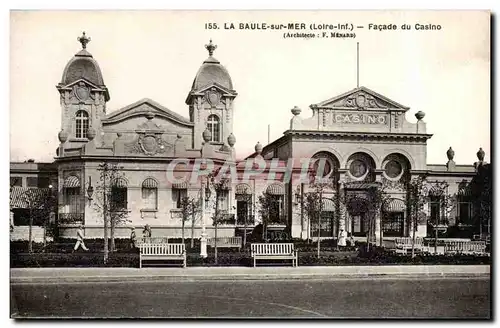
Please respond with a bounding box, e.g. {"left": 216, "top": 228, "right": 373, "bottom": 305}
{"left": 302, "top": 180, "right": 332, "bottom": 258}
{"left": 179, "top": 196, "right": 202, "bottom": 247}
{"left": 257, "top": 192, "right": 283, "bottom": 242}
{"left": 93, "top": 162, "right": 130, "bottom": 263}
{"left": 367, "top": 183, "right": 390, "bottom": 249}
{"left": 470, "top": 163, "right": 491, "bottom": 237}
{"left": 406, "top": 176, "right": 428, "bottom": 258}
{"left": 426, "top": 180, "right": 456, "bottom": 254}
{"left": 19, "top": 187, "right": 57, "bottom": 253}
{"left": 208, "top": 175, "right": 233, "bottom": 264}
{"left": 238, "top": 193, "right": 254, "bottom": 247}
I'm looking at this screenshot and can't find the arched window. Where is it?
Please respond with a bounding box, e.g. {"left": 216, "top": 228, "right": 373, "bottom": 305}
{"left": 142, "top": 178, "right": 158, "bottom": 210}
{"left": 207, "top": 114, "right": 220, "bottom": 143}
{"left": 75, "top": 110, "right": 89, "bottom": 139}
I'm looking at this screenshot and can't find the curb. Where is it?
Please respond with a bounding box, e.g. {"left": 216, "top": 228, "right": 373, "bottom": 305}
{"left": 11, "top": 272, "right": 490, "bottom": 283}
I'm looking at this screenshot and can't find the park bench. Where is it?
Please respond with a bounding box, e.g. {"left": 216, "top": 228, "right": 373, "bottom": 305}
{"left": 394, "top": 237, "right": 424, "bottom": 254}
{"left": 444, "top": 241, "right": 487, "bottom": 256}
{"left": 251, "top": 243, "right": 298, "bottom": 267}
{"left": 207, "top": 236, "right": 242, "bottom": 250}
{"left": 139, "top": 243, "right": 186, "bottom": 268}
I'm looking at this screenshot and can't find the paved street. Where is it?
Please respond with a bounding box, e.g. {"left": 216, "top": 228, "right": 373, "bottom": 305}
{"left": 11, "top": 277, "right": 490, "bottom": 318}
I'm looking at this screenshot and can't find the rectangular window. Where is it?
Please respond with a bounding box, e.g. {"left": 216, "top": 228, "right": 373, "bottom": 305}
{"left": 64, "top": 187, "right": 81, "bottom": 213}
{"left": 311, "top": 212, "right": 334, "bottom": 237}
{"left": 10, "top": 177, "right": 22, "bottom": 187}
{"left": 142, "top": 187, "right": 158, "bottom": 210}
{"left": 217, "top": 190, "right": 229, "bottom": 211}
{"left": 429, "top": 196, "right": 442, "bottom": 225}
{"left": 26, "top": 177, "right": 38, "bottom": 187}
{"left": 111, "top": 187, "right": 127, "bottom": 210}
{"left": 382, "top": 212, "right": 404, "bottom": 237}
{"left": 172, "top": 188, "right": 187, "bottom": 209}
{"left": 459, "top": 201, "right": 472, "bottom": 225}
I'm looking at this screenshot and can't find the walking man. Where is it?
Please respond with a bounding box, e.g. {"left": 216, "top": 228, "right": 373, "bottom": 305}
{"left": 73, "top": 225, "right": 89, "bottom": 252}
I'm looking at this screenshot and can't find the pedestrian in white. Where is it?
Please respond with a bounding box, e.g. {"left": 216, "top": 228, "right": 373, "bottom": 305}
{"left": 73, "top": 225, "right": 89, "bottom": 252}
{"left": 337, "top": 228, "right": 347, "bottom": 251}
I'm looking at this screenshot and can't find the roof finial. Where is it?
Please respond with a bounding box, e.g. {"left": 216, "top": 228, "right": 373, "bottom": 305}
{"left": 77, "top": 31, "right": 91, "bottom": 49}
{"left": 205, "top": 39, "right": 217, "bottom": 56}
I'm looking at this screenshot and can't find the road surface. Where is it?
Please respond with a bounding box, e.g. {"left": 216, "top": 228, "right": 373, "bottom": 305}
{"left": 11, "top": 277, "right": 490, "bottom": 318}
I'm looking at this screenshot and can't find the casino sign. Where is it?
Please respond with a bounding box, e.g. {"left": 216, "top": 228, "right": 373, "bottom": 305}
{"left": 332, "top": 113, "right": 388, "bottom": 125}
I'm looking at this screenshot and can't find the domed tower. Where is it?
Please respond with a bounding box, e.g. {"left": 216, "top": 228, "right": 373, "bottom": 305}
{"left": 56, "top": 32, "right": 110, "bottom": 149}
{"left": 185, "top": 40, "right": 237, "bottom": 149}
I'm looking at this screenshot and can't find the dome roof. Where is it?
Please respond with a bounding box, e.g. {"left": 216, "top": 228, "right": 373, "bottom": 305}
{"left": 60, "top": 32, "right": 105, "bottom": 87}
{"left": 191, "top": 40, "right": 233, "bottom": 91}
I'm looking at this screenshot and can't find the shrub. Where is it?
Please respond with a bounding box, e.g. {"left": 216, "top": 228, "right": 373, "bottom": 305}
{"left": 11, "top": 252, "right": 138, "bottom": 268}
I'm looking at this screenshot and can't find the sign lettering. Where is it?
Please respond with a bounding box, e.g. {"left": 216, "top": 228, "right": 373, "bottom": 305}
{"left": 333, "top": 113, "right": 387, "bottom": 125}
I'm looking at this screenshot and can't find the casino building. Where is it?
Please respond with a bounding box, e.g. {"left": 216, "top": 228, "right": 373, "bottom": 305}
{"left": 10, "top": 33, "right": 490, "bottom": 243}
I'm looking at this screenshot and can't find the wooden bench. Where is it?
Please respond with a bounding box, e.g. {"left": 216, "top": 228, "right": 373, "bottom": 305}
{"left": 207, "top": 237, "right": 242, "bottom": 250}
{"left": 139, "top": 243, "right": 186, "bottom": 268}
{"left": 394, "top": 237, "right": 424, "bottom": 254}
{"left": 251, "top": 243, "right": 298, "bottom": 267}
{"left": 444, "top": 241, "right": 487, "bottom": 255}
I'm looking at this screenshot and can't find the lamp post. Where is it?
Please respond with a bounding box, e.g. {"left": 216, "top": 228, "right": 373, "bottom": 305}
{"left": 200, "top": 176, "right": 212, "bottom": 258}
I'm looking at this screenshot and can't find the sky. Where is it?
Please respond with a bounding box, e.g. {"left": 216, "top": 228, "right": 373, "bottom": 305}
{"left": 9, "top": 10, "right": 490, "bottom": 165}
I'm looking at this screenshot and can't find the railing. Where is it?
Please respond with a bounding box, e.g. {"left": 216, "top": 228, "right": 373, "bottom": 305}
{"left": 137, "top": 237, "right": 169, "bottom": 244}
{"left": 444, "top": 241, "right": 487, "bottom": 255}
{"left": 207, "top": 236, "right": 242, "bottom": 248}
{"left": 58, "top": 213, "right": 84, "bottom": 225}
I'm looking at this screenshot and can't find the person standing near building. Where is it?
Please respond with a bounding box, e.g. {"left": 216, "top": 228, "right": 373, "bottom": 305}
{"left": 73, "top": 225, "right": 89, "bottom": 252}
{"left": 337, "top": 228, "right": 347, "bottom": 251}
{"left": 143, "top": 224, "right": 152, "bottom": 239}
{"left": 130, "top": 227, "right": 137, "bottom": 249}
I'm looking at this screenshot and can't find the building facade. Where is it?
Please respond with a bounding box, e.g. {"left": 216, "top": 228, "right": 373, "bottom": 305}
{"left": 10, "top": 33, "right": 490, "bottom": 243}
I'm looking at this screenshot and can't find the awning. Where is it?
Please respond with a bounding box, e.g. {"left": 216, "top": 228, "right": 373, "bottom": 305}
{"left": 266, "top": 182, "right": 284, "bottom": 195}
{"left": 172, "top": 180, "right": 189, "bottom": 189}
{"left": 322, "top": 198, "right": 335, "bottom": 212}
{"left": 143, "top": 178, "right": 159, "bottom": 188}
{"left": 235, "top": 183, "right": 251, "bottom": 195}
{"left": 383, "top": 198, "right": 406, "bottom": 213}
{"left": 10, "top": 187, "right": 50, "bottom": 208}
{"left": 112, "top": 177, "right": 128, "bottom": 188}
{"left": 458, "top": 188, "right": 472, "bottom": 196}
{"left": 63, "top": 175, "right": 80, "bottom": 188}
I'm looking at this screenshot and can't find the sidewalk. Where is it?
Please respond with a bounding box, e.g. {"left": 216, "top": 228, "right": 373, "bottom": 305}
{"left": 10, "top": 265, "right": 490, "bottom": 283}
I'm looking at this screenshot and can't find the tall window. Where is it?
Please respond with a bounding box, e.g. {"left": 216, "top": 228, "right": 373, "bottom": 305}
{"left": 111, "top": 187, "right": 127, "bottom": 210}
{"left": 429, "top": 195, "right": 442, "bottom": 225}
{"left": 207, "top": 114, "right": 220, "bottom": 143}
{"left": 142, "top": 178, "right": 158, "bottom": 210}
{"left": 75, "top": 110, "right": 89, "bottom": 139}
{"left": 172, "top": 188, "right": 187, "bottom": 209}
{"left": 64, "top": 187, "right": 81, "bottom": 213}
{"left": 217, "top": 190, "right": 229, "bottom": 211}
{"left": 457, "top": 191, "right": 472, "bottom": 225}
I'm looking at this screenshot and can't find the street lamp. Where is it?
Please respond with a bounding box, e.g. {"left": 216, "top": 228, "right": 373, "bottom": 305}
{"left": 200, "top": 176, "right": 212, "bottom": 258}
{"left": 86, "top": 176, "right": 94, "bottom": 202}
